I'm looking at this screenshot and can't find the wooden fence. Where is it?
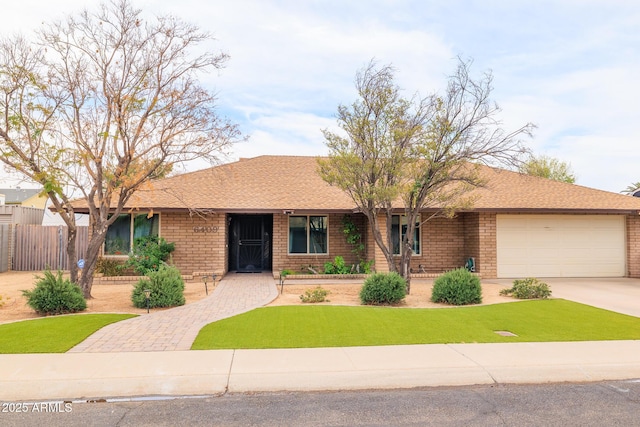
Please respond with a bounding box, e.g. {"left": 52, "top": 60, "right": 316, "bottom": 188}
{"left": 0, "top": 224, "right": 9, "bottom": 273}
{"left": 12, "top": 225, "right": 89, "bottom": 271}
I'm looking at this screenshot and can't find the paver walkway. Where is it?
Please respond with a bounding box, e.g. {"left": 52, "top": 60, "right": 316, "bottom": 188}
{"left": 69, "top": 272, "right": 278, "bottom": 353}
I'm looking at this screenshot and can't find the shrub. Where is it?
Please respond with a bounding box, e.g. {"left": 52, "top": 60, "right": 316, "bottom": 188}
{"left": 281, "top": 269, "right": 294, "bottom": 277}
{"left": 500, "top": 278, "right": 552, "bottom": 299}
{"left": 96, "top": 257, "right": 123, "bottom": 276}
{"left": 22, "top": 270, "right": 87, "bottom": 315}
{"left": 359, "top": 272, "right": 406, "bottom": 305}
{"left": 131, "top": 265, "right": 185, "bottom": 309}
{"left": 323, "top": 256, "right": 351, "bottom": 275}
{"left": 300, "top": 286, "right": 330, "bottom": 303}
{"left": 125, "top": 235, "right": 176, "bottom": 275}
{"left": 358, "top": 260, "right": 374, "bottom": 274}
{"left": 431, "top": 268, "right": 482, "bottom": 305}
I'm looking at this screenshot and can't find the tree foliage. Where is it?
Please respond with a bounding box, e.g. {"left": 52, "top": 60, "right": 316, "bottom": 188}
{"left": 0, "top": 0, "right": 240, "bottom": 297}
{"left": 622, "top": 182, "right": 640, "bottom": 195}
{"left": 319, "top": 58, "right": 533, "bottom": 291}
{"left": 518, "top": 155, "right": 576, "bottom": 183}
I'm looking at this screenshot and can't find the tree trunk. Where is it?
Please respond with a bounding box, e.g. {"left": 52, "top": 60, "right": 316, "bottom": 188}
{"left": 66, "top": 224, "right": 79, "bottom": 284}
{"left": 78, "top": 229, "right": 107, "bottom": 299}
{"left": 400, "top": 241, "right": 413, "bottom": 294}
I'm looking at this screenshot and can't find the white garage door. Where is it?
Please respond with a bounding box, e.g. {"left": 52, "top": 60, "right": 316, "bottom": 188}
{"left": 496, "top": 215, "right": 626, "bottom": 278}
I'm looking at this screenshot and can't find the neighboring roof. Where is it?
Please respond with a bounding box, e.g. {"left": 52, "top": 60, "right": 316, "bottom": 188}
{"left": 72, "top": 156, "right": 640, "bottom": 214}
{"left": 0, "top": 188, "right": 42, "bottom": 204}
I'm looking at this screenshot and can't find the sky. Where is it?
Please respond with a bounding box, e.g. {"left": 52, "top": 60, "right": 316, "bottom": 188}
{"left": 0, "top": 0, "right": 638, "bottom": 193}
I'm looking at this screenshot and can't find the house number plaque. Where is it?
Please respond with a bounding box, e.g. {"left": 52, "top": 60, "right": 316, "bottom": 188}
{"left": 192, "top": 226, "right": 219, "bottom": 233}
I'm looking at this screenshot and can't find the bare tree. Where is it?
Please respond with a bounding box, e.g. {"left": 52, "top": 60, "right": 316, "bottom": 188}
{"left": 319, "top": 58, "right": 534, "bottom": 291}
{"left": 0, "top": 0, "right": 240, "bottom": 297}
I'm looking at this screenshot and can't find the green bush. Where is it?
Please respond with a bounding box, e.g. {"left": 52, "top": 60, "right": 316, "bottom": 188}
{"left": 22, "top": 270, "right": 87, "bottom": 315}
{"left": 125, "top": 235, "right": 176, "bottom": 275}
{"left": 431, "top": 268, "right": 482, "bottom": 305}
{"left": 500, "top": 278, "right": 552, "bottom": 299}
{"left": 323, "top": 256, "right": 351, "bottom": 274}
{"left": 96, "top": 257, "right": 123, "bottom": 276}
{"left": 131, "top": 265, "right": 185, "bottom": 309}
{"left": 300, "top": 287, "right": 330, "bottom": 303}
{"left": 359, "top": 272, "right": 406, "bottom": 305}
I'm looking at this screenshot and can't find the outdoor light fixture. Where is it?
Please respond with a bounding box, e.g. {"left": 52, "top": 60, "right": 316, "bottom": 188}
{"left": 202, "top": 273, "right": 218, "bottom": 296}
{"left": 201, "top": 275, "right": 209, "bottom": 295}
{"left": 279, "top": 271, "right": 286, "bottom": 294}
{"left": 143, "top": 289, "right": 151, "bottom": 314}
{"left": 283, "top": 210, "right": 294, "bottom": 215}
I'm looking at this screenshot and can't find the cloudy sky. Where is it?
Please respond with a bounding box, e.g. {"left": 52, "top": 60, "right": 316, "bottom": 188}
{"left": 1, "top": 0, "right": 638, "bottom": 193}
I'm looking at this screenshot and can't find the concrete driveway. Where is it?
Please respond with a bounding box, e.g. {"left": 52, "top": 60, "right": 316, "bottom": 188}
{"left": 492, "top": 277, "right": 640, "bottom": 318}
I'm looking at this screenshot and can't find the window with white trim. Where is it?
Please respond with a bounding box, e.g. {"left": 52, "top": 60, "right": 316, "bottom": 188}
{"left": 392, "top": 214, "right": 420, "bottom": 255}
{"left": 288, "top": 215, "right": 328, "bottom": 254}
{"left": 104, "top": 213, "right": 160, "bottom": 255}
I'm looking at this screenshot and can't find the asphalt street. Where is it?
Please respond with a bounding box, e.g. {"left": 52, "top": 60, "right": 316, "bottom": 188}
{"left": 2, "top": 380, "right": 640, "bottom": 426}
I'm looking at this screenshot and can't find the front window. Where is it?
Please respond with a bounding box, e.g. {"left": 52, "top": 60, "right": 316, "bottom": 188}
{"left": 392, "top": 215, "right": 420, "bottom": 255}
{"left": 104, "top": 213, "right": 159, "bottom": 255}
{"left": 288, "top": 215, "right": 327, "bottom": 254}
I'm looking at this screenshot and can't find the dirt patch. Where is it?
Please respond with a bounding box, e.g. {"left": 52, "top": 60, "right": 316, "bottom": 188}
{"left": 0, "top": 271, "right": 210, "bottom": 324}
{"left": 270, "top": 279, "right": 512, "bottom": 308}
{"left": 0, "top": 271, "right": 514, "bottom": 323}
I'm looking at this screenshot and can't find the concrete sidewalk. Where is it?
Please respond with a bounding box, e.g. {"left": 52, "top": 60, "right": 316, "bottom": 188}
{"left": 2, "top": 340, "right": 640, "bottom": 401}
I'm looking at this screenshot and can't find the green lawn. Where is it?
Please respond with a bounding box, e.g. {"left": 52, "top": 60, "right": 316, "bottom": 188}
{"left": 0, "top": 314, "right": 136, "bottom": 354}
{"left": 192, "top": 299, "right": 640, "bottom": 350}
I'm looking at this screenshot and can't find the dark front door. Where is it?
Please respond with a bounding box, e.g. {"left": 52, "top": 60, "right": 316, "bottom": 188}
{"left": 229, "top": 215, "right": 272, "bottom": 272}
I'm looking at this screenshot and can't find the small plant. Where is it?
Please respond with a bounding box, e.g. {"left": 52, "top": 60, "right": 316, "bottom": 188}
{"left": 359, "top": 272, "right": 406, "bottom": 305}
{"left": 500, "top": 278, "right": 552, "bottom": 299}
{"left": 431, "top": 268, "right": 482, "bottom": 305}
{"left": 358, "top": 260, "right": 374, "bottom": 274}
{"left": 125, "top": 235, "right": 176, "bottom": 275}
{"left": 132, "top": 264, "right": 185, "bottom": 309}
{"left": 96, "top": 257, "right": 123, "bottom": 276}
{"left": 323, "top": 256, "right": 351, "bottom": 275}
{"left": 300, "top": 286, "right": 330, "bottom": 303}
{"left": 0, "top": 294, "right": 5, "bottom": 308}
{"left": 342, "top": 215, "right": 374, "bottom": 274}
{"left": 22, "top": 270, "right": 87, "bottom": 315}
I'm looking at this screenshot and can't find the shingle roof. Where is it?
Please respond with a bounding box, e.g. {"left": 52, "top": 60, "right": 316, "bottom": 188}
{"left": 469, "top": 166, "right": 640, "bottom": 212}
{"left": 74, "top": 155, "right": 640, "bottom": 214}
{"left": 0, "top": 188, "right": 41, "bottom": 204}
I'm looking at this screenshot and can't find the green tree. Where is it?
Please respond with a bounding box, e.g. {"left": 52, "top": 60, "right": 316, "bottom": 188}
{"left": 519, "top": 155, "right": 576, "bottom": 183}
{"left": 319, "top": 59, "right": 533, "bottom": 291}
{"left": 0, "top": 0, "right": 240, "bottom": 297}
{"left": 622, "top": 182, "right": 640, "bottom": 195}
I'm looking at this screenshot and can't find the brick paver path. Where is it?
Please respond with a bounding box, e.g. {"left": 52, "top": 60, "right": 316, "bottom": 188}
{"left": 69, "top": 272, "right": 278, "bottom": 353}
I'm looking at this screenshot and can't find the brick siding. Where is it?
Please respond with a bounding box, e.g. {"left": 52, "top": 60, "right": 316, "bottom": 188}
{"left": 130, "top": 210, "right": 638, "bottom": 280}
{"left": 628, "top": 215, "right": 640, "bottom": 278}
{"left": 272, "top": 213, "right": 365, "bottom": 273}
{"left": 161, "top": 212, "right": 227, "bottom": 276}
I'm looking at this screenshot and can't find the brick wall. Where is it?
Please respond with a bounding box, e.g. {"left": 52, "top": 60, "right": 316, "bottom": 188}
{"left": 628, "top": 215, "right": 640, "bottom": 278}
{"left": 371, "top": 214, "right": 474, "bottom": 274}
{"left": 477, "top": 212, "right": 497, "bottom": 278}
{"left": 143, "top": 210, "right": 500, "bottom": 278}
{"left": 273, "top": 213, "right": 365, "bottom": 273}
{"left": 161, "top": 212, "right": 227, "bottom": 275}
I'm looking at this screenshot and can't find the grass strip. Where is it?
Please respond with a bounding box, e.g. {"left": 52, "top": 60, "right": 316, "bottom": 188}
{"left": 0, "top": 314, "right": 136, "bottom": 353}
{"left": 192, "top": 299, "right": 640, "bottom": 349}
